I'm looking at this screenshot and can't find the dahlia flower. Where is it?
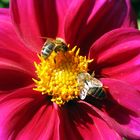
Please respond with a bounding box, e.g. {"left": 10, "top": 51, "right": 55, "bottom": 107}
{"left": 0, "top": 0, "right": 140, "bottom": 140}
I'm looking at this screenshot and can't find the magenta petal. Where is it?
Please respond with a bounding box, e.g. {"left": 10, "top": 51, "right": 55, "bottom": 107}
{"left": 0, "top": 66, "right": 33, "bottom": 91}
{"left": 105, "top": 101, "right": 140, "bottom": 140}
{"left": 0, "top": 19, "right": 37, "bottom": 90}
{"left": 0, "top": 16, "right": 37, "bottom": 72}
{"left": 89, "top": 28, "right": 140, "bottom": 90}
{"left": 101, "top": 78, "right": 140, "bottom": 116}
{"left": 89, "top": 103, "right": 140, "bottom": 140}
{"left": 0, "top": 8, "right": 9, "bottom": 21}
{"left": 0, "top": 86, "right": 58, "bottom": 140}
{"left": 64, "top": 0, "right": 136, "bottom": 55}
{"left": 58, "top": 102, "right": 121, "bottom": 140}
{"left": 16, "top": 103, "right": 59, "bottom": 140}
{"left": 10, "top": 0, "right": 73, "bottom": 52}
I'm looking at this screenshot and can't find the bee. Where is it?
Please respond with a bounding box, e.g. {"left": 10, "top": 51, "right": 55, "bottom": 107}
{"left": 41, "top": 38, "right": 68, "bottom": 59}
{"left": 77, "top": 72, "right": 106, "bottom": 100}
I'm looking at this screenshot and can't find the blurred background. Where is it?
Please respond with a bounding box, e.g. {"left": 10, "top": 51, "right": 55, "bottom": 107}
{"left": 0, "top": 0, "right": 140, "bottom": 29}
{"left": 131, "top": 0, "right": 140, "bottom": 28}
{"left": 0, "top": 0, "right": 9, "bottom": 8}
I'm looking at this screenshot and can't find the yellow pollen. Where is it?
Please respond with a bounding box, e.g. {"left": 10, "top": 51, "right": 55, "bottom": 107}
{"left": 33, "top": 46, "right": 93, "bottom": 105}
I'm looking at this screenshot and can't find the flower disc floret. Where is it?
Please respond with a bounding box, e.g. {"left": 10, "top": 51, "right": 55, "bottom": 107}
{"left": 33, "top": 46, "right": 92, "bottom": 105}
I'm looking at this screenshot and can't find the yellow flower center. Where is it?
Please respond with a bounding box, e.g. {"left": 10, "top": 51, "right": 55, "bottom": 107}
{"left": 33, "top": 44, "right": 92, "bottom": 105}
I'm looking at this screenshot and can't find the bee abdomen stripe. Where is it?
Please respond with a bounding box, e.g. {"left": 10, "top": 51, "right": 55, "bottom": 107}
{"left": 47, "top": 43, "right": 55, "bottom": 49}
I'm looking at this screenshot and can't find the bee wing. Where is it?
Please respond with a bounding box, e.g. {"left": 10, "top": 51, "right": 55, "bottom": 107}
{"left": 87, "top": 78, "right": 103, "bottom": 88}
{"left": 39, "top": 37, "right": 54, "bottom": 44}
{"left": 44, "top": 38, "right": 55, "bottom": 45}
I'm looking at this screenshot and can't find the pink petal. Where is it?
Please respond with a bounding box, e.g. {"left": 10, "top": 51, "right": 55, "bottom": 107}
{"left": 64, "top": 0, "right": 137, "bottom": 55}
{"left": 0, "top": 86, "right": 59, "bottom": 140}
{"left": 58, "top": 102, "right": 121, "bottom": 140}
{"left": 89, "top": 28, "right": 140, "bottom": 90}
{"left": 0, "top": 65, "right": 33, "bottom": 91}
{"left": 10, "top": 0, "right": 73, "bottom": 52}
{"left": 0, "top": 15, "right": 38, "bottom": 91}
{"left": 105, "top": 101, "right": 140, "bottom": 140}
{"left": 16, "top": 103, "right": 60, "bottom": 140}
{"left": 88, "top": 103, "right": 140, "bottom": 140}
{"left": 100, "top": 78, "right": 140, "bottom": 116}
{"left": 0, "top": 8, "right": 9, "bottom": 21}
{"left": 0, "top": 15, "right": 37, "bottom": 71}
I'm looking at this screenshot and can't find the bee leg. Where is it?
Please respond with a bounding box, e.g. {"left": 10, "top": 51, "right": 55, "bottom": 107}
{"left": 91, "top": 71, "right": 95, "bottom": 77}
{"left": 103, "top": 86, "right": 109, "bottom": 92}
{"left": 54, "top": 58, "right": 56, "bottom": 64}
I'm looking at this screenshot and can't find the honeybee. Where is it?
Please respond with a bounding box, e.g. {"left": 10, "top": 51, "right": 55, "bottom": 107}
{"left": 41, "top": 38, "right": 68, "bottom": 59}
{"left": 77, "top": 72, "right": 106, "bottom": 100}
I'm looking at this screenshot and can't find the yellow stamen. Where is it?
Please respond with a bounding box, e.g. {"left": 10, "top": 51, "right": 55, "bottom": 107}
{"left": 33, "top": 46, "right": 93, "bottom": 105}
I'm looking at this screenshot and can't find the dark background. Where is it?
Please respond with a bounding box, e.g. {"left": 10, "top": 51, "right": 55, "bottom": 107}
{"left": 0, "top": 0, "right": 140, "bottom": 28}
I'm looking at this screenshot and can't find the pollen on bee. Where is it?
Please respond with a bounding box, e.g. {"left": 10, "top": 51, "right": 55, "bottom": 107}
{"left": 33, "top": 44, "right": 92, "bottom": 106}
